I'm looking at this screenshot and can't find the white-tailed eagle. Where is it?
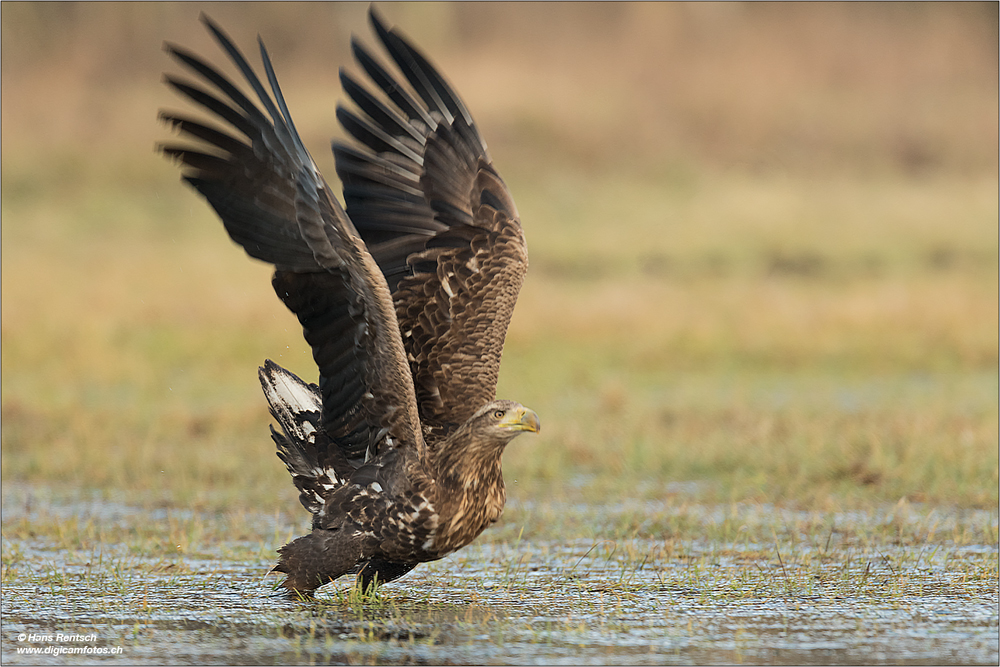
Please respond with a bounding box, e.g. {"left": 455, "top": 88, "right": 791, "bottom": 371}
{"left": 160, "top": 8, "right": 538, "bottom": 593}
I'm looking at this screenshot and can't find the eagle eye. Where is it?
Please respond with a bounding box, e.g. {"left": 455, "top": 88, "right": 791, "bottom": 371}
{"left": 492, "top": 409, "right": 505, "bottom": 420}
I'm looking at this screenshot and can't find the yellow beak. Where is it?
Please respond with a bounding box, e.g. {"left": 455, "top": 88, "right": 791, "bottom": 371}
{"left": 504, "top": 407, "right": 541, "bottom": 433}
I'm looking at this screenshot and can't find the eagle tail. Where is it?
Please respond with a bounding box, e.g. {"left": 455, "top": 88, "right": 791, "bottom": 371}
{"left": 273, "top": 529, "right": 365, "bottom": 593}
{"left": 258, "top": 360, "right": 347, "bottom": 516}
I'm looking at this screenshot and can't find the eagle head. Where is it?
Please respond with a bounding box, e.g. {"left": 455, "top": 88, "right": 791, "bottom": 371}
{"left": 471, "top": 400, "right": 540, "bottom": 445}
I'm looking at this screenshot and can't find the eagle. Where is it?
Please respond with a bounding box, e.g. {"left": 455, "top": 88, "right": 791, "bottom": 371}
{"left": 159, "top": 9, "right": 539, "bottom": 594}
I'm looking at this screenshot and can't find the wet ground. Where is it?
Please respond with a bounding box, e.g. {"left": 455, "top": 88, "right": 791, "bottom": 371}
{"left": 2, "top": 486, "right": 997, "bottom": 665}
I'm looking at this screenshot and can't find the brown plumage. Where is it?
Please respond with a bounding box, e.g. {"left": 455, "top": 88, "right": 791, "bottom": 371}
{"left": 159, "top": 8, "right": 538, "bottom": 594}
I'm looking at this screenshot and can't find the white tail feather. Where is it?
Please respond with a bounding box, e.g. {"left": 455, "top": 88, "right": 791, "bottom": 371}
{"left": 258, "top": 360, "right": 321, "bottom": 444}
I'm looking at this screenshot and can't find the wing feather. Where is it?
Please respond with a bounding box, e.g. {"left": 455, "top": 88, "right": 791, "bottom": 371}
{"left": 334, "top": 8, "right": 528, "bottom": 435}
{"left": 160, "top": 14, "right": 424, "bottom": 466}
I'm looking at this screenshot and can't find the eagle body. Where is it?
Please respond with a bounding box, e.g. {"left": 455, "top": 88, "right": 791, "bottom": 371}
{"left": 161, "top": 9, "right": 538, "bottom": 594}
{"left": 262, "top": 361, "right": 536, "bottom": 591}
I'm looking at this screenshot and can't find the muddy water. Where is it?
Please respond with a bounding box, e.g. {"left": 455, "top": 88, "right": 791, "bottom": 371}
{"left": 2, "top": 489, "right": 997, "bottom": 665}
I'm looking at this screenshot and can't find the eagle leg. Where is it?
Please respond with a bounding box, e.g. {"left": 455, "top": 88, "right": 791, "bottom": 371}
{"left": 357, "top": 558, "right": 418, "bottom": 592}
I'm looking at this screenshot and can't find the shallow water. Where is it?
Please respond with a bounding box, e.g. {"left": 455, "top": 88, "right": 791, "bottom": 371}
{"left": 2, "top": 487, "right": 997, "bottom": 665}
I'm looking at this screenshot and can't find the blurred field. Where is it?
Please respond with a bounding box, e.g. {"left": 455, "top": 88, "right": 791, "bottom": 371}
{"left": 2, "top": 2, "right": 997, "bottom": 514}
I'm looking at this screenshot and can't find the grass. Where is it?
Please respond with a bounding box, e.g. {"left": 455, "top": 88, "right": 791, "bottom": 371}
{"left": 3, "top": 463, "right": 996, "bottom": 664}
{"left": 3, "top": 168, "right": 996, "bottom": 510}
{"left": 3, "top": 495, "right": 995, "bottom": 663}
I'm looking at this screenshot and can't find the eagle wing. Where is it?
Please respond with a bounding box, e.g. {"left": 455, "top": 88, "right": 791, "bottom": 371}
{"left": 159, "top": 14, "right": 424, "bottom": 469}
{"left": 334, "top": 9, "right": 529, "bottom": 438}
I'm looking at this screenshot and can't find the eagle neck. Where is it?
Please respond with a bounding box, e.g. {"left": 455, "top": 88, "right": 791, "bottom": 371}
{"left": 429, "top": 423, "right": 508, "bottom": 553}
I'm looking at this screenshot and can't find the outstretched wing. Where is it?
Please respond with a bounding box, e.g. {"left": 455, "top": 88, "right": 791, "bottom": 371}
{"left": 159, "top": 14, "right": 424, "bottom": 467}
{"left": 334, "top": 8, "right": 529, "bottom": 438}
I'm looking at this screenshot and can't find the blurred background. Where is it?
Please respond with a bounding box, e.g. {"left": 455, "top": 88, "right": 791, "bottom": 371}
{"left": 2, "top": 3, "right": 997, "bottom": 510}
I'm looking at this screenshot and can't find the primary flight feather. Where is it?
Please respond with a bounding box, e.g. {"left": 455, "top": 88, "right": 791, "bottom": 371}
{"left": 160, "top": 8, "right": 537, "bottom": 594}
